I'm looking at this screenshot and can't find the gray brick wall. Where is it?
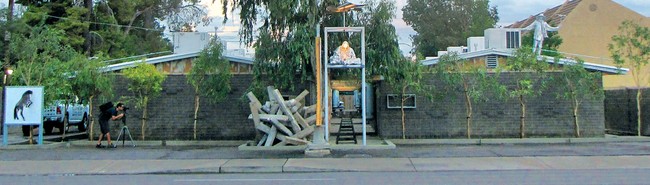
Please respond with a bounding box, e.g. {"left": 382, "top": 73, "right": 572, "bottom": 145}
{"left": 604, "top": 88, "right": 650, "bottom": 136}
{"left": 376, "top": 72, "right": 605, "bottom": 139}
{"left": 91, "top": 74, "right": 311, "bottom": 140}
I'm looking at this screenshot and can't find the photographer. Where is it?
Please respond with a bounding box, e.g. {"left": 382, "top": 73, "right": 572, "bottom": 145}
{"left": 96, "top": 103, "right": 125, "bottom": 148}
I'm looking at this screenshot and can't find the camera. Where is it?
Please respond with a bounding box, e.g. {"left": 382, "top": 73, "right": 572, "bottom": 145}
{"left": 123, "top": 107, "right": 130, "bottom": 110}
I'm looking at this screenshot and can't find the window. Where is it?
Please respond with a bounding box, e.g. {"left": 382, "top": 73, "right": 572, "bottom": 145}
{"left": 486, "top": 55, "right": 498, "bottom": 69}
{"left": 387, "top": 94, "right": 416, "bottom": 109}
{"left": 506, "top": 31, "right": 520, "bottom": 49}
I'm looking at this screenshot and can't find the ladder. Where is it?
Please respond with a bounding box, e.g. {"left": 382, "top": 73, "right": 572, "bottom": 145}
{"left": 336, "top": 117, "right": 357, "bottom": 144}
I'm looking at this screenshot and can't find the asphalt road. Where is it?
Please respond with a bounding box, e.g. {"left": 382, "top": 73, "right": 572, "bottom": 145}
{"left": 3, "top": 169, "right": 650, "bottom": 185}
{"left": 2, "top": 142, "right": 650, "bottom": 161}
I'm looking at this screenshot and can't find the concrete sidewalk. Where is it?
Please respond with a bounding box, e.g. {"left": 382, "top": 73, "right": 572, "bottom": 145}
{"left": 1, "top": 156, "right": 650, "bottom": 175}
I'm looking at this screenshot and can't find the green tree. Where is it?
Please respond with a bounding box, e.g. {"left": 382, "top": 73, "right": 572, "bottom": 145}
{"left": 187, "top": 38, "right": 231, "bottom": 140}
{"left": 608, "top": 20, "right": 650, "bottom": 136}
{"left": 16, "top": 0, "right": 209, "bottom": 57}
{"left": 358, "top": 0, "right": 403, "bottom": 78}
{"left": 9, "top": 23, "right": 78, "bottom": 142}
{"left": 504, "top": 47, "right": 549, "bottom": 138}
{"left": 122, "top": 61, "right": 166, "bottom": 140}
{"left": 385, "top": 58, "right": 433, "bottom": 139}
{"left": 402, "top": 0, "right": 498, "bottom": 56}
{"left": 554, "top": 59, "right": 603, "bottom": 138}
{"left": 221, "top": 0, "right": 404, "bottom": 91}
{"left": 435, "top": 53, "right": 504, "bottom": 139}
{"left": 67, "top": 54, "right": 113, "bottom": 140}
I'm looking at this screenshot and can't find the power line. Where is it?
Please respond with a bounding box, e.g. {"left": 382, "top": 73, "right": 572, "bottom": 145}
{"left": 24, "top": 11, "right": 164, "bottom": 32}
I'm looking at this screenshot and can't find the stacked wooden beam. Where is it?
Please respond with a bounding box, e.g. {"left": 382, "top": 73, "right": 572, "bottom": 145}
{"left": 247, "top": 87, "right": 317, "bottom": 147}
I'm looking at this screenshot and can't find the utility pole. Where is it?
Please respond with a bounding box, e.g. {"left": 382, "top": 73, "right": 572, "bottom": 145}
{"left": 4, "top": 0, "right": 15, "bottom": 66}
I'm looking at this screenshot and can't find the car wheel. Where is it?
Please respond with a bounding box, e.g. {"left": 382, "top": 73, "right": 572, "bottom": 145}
{"left": 78, "top": 114, "right": 88, "bottom": 132}
{"left": 44, "top": 122, "right": 54, "bottom": 135}
{"left": 22, "top": 126, "right": 31, "bottom": 136}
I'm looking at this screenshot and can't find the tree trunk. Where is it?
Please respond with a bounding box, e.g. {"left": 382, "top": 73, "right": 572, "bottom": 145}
{"left": 519, "top": 95, "right": 526, "bottom": 138}
{"left": 62, "top": 99, "right": 70, "bottom": 140}
{"left": 463, "top": 82, "right": 472, "bottom": 139}
{"left": 141, "top": 96, "right": 148, "bottom": 140}
{"left": 83, "top": 0, "right": 93, "bottom": 56}
{"left": 124, "top": 6, "right": 152, "bottom": 35}
{"left": 401, "top": 86, "right": 408, "bottom": 139}
{"left": 573, "top": 101, "right": 580, "bottom": 138}
{"left": 4, "top": 0, "right": 14, "bottom": 65}
{"left": 637, "top": 89, "right": 642, "bottom": 136}
{"left": 88, "top": 96, "right": 94, "bottom": 141}
{"left": 193, "top": 94, "right": 200, "bottom": 140}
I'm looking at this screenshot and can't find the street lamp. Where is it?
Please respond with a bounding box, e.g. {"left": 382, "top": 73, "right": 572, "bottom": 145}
{"left": 1, "top": 67, "right": 12, "bottom": 138}
{"left": 326, "top": 1, "right": 365, "bottom": 27}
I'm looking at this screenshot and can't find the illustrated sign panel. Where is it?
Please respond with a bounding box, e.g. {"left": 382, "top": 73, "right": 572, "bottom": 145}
{"left": 4, "top": 86, "right": 44, "bottom": 125}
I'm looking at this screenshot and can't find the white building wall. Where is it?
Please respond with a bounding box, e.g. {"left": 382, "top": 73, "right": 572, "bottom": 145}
{"left": 467, "top": 37, "right": 485, "bottom": 52}
{"left": 172, "top": 32, "right": 211, "bottom": 54}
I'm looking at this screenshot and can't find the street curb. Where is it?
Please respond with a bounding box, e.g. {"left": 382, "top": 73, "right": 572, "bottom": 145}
{"left": 0, "top": 141, "right": 69, "bottom": 150}
{"left": 68, "top": 140, "right": 246, "bottom": 147}
{"left": 391, "top": 136, "right": 650, "bottom": 145}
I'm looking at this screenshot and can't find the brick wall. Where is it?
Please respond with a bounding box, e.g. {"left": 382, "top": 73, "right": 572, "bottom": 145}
{"left": 375, "top": 72, "right": 606, "bottom": 139}
{"left": 604, "top": 88, "right": 650, "bottom": 136}
{"left": 92, "top": 74, "right": 311, "bottom": 140}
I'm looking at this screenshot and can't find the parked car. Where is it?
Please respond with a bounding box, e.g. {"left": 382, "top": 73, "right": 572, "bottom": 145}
{"left": 32, "top": 98, "right": 89, "bottom": 135}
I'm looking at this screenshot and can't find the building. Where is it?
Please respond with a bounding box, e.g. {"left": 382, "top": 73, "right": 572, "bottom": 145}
{"left": 420, "top": 27, "right": 627, "bottom": 75}
{"left": 506, "top": 0, "right": 650, "bottom": 89}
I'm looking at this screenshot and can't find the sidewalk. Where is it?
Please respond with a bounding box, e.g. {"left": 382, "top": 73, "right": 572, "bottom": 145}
{"left": 1, "top": 156, "right": 650, "bottom": 175}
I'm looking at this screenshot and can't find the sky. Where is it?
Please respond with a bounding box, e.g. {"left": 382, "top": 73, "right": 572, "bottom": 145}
{"left": 2, "top": 0, "right": 649, "bottom": 55}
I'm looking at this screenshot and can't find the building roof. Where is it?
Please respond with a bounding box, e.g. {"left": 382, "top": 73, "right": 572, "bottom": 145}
{"left": 101, "top": 52, "right": 254, "bottom": 72}
{"left": 419, "top": 48, "right": 628, "bottom": 74}
{"left": 507, "top": 0, "right": 582, "bottom": 28}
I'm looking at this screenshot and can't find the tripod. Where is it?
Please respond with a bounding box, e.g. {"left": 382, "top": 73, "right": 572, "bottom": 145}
{"left": 115, "top": 111, "right": 136, "bottom": 147}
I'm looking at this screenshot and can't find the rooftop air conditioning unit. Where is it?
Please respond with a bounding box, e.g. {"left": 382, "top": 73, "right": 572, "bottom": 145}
{"left": 484, "top": 28, "right": 521, "bottom": 50}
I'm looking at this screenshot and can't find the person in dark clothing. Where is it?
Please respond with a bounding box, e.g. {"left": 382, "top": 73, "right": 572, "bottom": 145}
{"left": 96, "top": 103, "right": 125, "bottom": 148}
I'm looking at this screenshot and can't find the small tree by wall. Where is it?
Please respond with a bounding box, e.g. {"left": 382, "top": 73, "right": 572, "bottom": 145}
{"left": 187, "top": 38, "right": 231, "bottom": 140}
{"left": 385, "top": 57, "right": 433, "bottom": 139}
{"left": 435, "top": 53, "right": 504, "bottom": 139}
{"left": 122, "top": 61, "right": 166, "bottom": 140}
{"left": 609, "top": 20, "right": 650, "bottom": 136}
{"left": 69, "top": 54, "right": 113, "bottom": 141}
{"left": 504, "top": 47, "right": 549, "bottom": 138}
{"left": 554, "top": 59, "right": 604, "bottom": 138}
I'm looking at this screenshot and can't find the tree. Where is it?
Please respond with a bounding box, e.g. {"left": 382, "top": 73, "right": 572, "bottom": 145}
{"left": 357, "top": 0, "right": 403, "bottom": 78}
{"left": 67, "top": 54, "right": 113, "bottom": 140}
{"left": 402, "top": 0, "right": 498, "bottom": 56}
{"left": 504, "top": 47, "right": 549, "bottom": 138}
{"left": 385, "top": 58, "right": 432, "bottom": 139}
{"left": 16, "top": 0, "right": 209, "bottom": 58}
{"left": 187, "top": 38, "right": 231, "bottom": 140}
{"left": 554, "top": 59, "right": 603, "bottom": 138}
{"left": 9, "top": 23, "right": 78, "bottom": 142}
{"left": 122, "top": 61, "right": 166, "bottom": 140}
{"left": 435, "top": 53, "right": 504, "bottom": 139}
{"left": 609, "top": 20, "right": 650, "bottom": 136}
{"left": 221, "top": 0, "right": 404, "bottom": 91}
{"left": 220, "top": 0, "right": 318, "bottom": 91}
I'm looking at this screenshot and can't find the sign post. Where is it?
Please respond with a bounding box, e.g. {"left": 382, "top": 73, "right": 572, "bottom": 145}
{"left": 3, "top": 86, "right": 44, "bottom": 146}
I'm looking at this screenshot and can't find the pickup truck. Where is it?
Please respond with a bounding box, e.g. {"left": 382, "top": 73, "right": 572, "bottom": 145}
{"left": 40, "top": 99, "right": 89, "bottom": 135}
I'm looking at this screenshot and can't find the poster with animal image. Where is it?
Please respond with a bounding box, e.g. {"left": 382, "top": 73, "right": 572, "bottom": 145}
{"left": 4, "top": 87, "right": 43, "bottom": 125}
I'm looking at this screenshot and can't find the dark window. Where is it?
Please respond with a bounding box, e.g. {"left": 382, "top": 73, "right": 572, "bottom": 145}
{"left": 506, "top": 31, "right": 520, "bottom": 49}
